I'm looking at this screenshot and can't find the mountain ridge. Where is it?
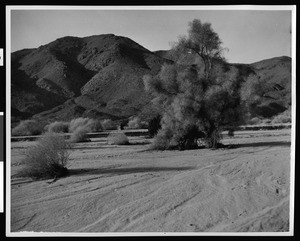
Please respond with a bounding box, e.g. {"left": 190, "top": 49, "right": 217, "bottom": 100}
{"left": 11, "top": 34, "right": 291, "bottom": 126}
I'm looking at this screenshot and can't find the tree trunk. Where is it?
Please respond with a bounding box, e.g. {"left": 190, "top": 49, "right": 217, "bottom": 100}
{"left": 205, "top": 124, "right": 220, "bottom": 149}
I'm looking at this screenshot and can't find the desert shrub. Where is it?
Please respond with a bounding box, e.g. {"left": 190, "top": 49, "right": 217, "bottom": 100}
{"left": 19, "top": 132, "right": 70, "bottom": 179}
{"left": 45, "top": 121, "right": 69, "bottom": 133}
{"left": 101, "top": 119, "right": 118, "bottom": 130}
{"left": 249, "top": 117, "right": 262, "bottom": 125}
{"left": 107, "top": 131, "right": 129, "bottom": 145}
{"left": 88, "top": 119, "right": 103, "bottom": 132}
{"left": 151, "top": 129, "right": 173, "bottom": 150}
{"left": 271, "top": 110, "right": 291, "bottom": 124}
{"left": 69, "top": 117, "right": 102, "bottom": 133}
{"left": 69, "top": 126, "right": 90, "bottom": 143}
{"left": 125, "top": 116, "right": 148, "bottom": 129}
{"left": 12, "top": 120, "right": 44, "bottom": 136}
{"left": 262, "top": 118, "right": 272, "bottom": 124}
{"left": 145, "top": 65, "right": 242, "bottom": 149}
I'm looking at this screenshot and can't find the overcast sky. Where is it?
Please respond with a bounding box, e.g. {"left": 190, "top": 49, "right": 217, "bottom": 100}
{"left": 10, "top": 8, "right": 292, "bottom": 64}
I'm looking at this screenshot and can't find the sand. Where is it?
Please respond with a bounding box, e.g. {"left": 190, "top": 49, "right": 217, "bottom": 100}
{"left": 10, "top": 129, "right": 291, "bottom": 233}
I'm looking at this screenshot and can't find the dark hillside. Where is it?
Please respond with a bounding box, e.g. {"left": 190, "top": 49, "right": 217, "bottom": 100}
{"left": 11, "top": 34, "right": 170, "bottom": 124}
{"left": 247, "top": 56, "right": 291, "bottom": 118}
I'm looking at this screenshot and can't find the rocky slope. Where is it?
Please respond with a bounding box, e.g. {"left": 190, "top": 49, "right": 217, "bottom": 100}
{"left": 11, "top": 34, "right": 170, "bottom": 124}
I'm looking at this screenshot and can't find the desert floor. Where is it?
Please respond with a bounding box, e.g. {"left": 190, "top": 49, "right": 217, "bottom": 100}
{"left": 10, "top": 129, "right": 291, "bottom": 233}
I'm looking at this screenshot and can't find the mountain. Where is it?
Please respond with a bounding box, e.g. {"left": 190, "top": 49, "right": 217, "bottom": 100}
{"left": 247, "top": 56, "right": 291, "bottom": 118}
{"left": 11, "top": 34, "right": 291, "bottom": 126}
{"left": 11, "top": 34, "right": 171, "bottom": 124}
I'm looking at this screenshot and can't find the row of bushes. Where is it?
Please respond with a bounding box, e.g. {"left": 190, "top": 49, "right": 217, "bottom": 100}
{"left": 11, "top": 118, "right": 116, "bottom": 137}
{"left": 248, "top": 109, "right": 291, "bottom": 126}
{"left": 12, "top": 116, "right": 152, "bottom": 137}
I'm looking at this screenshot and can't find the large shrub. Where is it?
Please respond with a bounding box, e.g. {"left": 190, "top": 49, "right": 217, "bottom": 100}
{"left": 144, "top": 64, "right": 242, "bottom": 150}
{"left": 45, "top": 121, "right": 69, "bottom": 133}
{"left": 12, "top": 120, "right": 44, "bottom": 136}
{"left": 19, "top": 132, "right": 70, "bottom": 179}
{"left": 107, "top": 131, "right": 129, "bottom": 145}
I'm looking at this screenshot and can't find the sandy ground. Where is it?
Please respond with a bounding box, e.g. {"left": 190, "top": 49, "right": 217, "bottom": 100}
{"left": 10, "top": 129, "right": 291, "bottom": 233}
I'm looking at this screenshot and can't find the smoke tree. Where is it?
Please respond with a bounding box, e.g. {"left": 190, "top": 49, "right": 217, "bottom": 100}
{"left": 172, "top": 19, "right": 226, "bottom": 78}
{"left": 144, "top": 19, "right": 243, "bottom": 150}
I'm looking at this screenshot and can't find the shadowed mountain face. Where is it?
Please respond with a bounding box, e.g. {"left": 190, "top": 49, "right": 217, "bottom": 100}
{"left": 11, "top": 34, "right": 291, "bottom": 125}
{"left": 249, "top": 56, "right": 291, "bottom": 117}
{"left": 11, "top": 34, "right": 171, "bottom": 124}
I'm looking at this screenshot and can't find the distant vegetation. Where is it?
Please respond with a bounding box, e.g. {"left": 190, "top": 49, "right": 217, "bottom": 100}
{"left": 69, "top": 117, "right": 102, "bottom": 133}
{"left": 68, "top": 117, "right": 102, "bottom": 143}
{"left": 19, "top": 132, "right": 70, "bottom": 179}
{"left": 100, "top": 119, "right": 118, "bottom": 131}
{"left": 271, "top": 109, "right": 291, "bottom": 124}
{"left": 12, "top": 120, "right": 45, "bottom": 136}
{"left": 11, "top": 117, "right": 118, "bottom": 141}
{"left": 45, "top": 121, "right": 69, "bottom": 133}
{"left": 125, "top": 116, "right": 148, "bottom": 130}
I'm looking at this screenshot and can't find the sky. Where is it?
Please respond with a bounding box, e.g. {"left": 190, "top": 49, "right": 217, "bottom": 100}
{"left": 10, "top": 8, "right": 292, "bottom": 64}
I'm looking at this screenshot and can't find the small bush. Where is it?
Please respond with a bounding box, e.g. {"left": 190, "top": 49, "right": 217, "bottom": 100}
{"left": 248, "top": 117, "right": 261, "bottom": 125}
{"left": 262, "top": 118, "right": 272, "bottom": 124}
{"left": 101, "top": 119, "right": 118, "bottom": 130}
{"left": 69, "top": 126, "right": 90, "bottom": 143}
{"left": 69, "top": 117, "right": 102, "bottom": 133}
{"left": 45, "top": 121, "right": 69, "bottom": 133}
{"left": 271, "top": 110, "right": 291, "bottom": 124}
{"left": 19, "top": 132, "right": 70, "bottom": 179}
{"left": 89, "top": 119, "right": 103, "bottom": 132}
{"left": 107, "top": 131, "right": 129, "bottom": 145}
{"left": 125, "top": 116, "right": 148, "bottom": 129}
{"left": 12, "top": 120, "right": 44, "bottom": 136}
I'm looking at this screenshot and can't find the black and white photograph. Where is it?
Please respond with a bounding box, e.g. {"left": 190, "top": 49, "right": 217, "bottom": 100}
{"left": 5, "top": 5, "right": 296, "bottom": 236}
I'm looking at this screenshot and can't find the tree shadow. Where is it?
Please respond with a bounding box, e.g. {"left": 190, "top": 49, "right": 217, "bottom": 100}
{"left": 228, "top": 141, "right": 291, "bottom": 149}
{"left": 67, "top": 166, "right": 196, "bottom": 177}
{"left": 71, "top": 146, "right": 115, "bottom": 150}
{"left": 71, "top": 141, "right": 151, "bottom": 149}
{"left": 125, "top": 141, "right": 152, "bottom": 146}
